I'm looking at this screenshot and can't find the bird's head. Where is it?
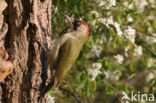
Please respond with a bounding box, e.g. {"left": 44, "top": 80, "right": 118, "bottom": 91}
{"left": 61, "top": 13, "right": 89, "bottom": 38}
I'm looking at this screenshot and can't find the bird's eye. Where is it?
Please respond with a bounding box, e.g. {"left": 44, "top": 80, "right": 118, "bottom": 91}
{"left": 73, "top": 20, "right": 82, "bottom": 30}
{"left": 77, "top": 21, "right": 81, "bottom": 26}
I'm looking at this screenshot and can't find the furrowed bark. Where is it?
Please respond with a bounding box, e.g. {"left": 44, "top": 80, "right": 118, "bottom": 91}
{"left": 0, "top": 0, "right": 52, "bottom": 103}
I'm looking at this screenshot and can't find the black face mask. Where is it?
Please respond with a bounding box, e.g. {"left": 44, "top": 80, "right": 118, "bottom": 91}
{"left": 72, "top": 20, "right": 82, "bottom": 30}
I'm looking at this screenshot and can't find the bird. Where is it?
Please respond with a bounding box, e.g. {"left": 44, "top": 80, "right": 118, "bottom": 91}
{"left": 40, "top": 13, "right": 89, "bottom": 97}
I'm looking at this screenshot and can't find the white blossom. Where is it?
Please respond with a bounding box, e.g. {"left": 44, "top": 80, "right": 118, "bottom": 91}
{"left": 98, "top": 17, "right": 113, "bottom": 27}
{"left": 91, "top": 44, "right": 102, "bottom": 57}
{"left": 97, "top": 0, "right": 105, "bottom": 6}
{"left": 102, "top": 35, "right": 107, "bottom": 42}
{"left": 46, "top": 94, "right": 55, "bottom": 103}
{"left": 148, "top": 26, "right": 153, "bottom": 33}
{"left": 104, "top": 70, "right": 113, "bottom": 80}
{"left": 149, "top": 0, "right": 155, "bottom": 3}
{"left": 147, "top": 14, "right": 155, "bottom": 20}
{"left": 145, "top": 36, "right": 156, "bottom": 44}
{"left": 151, "top": 33, "right": 156, "bottom": 37}
{"left": 135, "top": 0, "right": 148, "bottom": 12}
{"left": 108, "top": 0, "right": 116, "bottom": 6}
{"left": 54, "top": 7, "right": 58, "bottom": 14}
{"left": 149, "top": 0, "right": 156, "bottom": 7}
{"left": 91, "top": 11, "right": 99, "bottom": 17}
{"left": 104, "top": 70, "right": 121, "bottom": 81}
{"left": 96, "top": 38, "right": 104, "bottom": 44}
{"left": 88, "top": 63, "right": 102, "bottom": 81}
{"left": 133, "top": 45, "right": 143, "bottom": 57}
{"left": 92, "top": 63, "right": 102, "bottom": 70}
{"left": 128, "top": 3, "right": 134, "bottom": 9}
{"left": 97, "top": 0, "right": 116, "bottom": 9}
{"left": 99, "top": 17, "right": 123, "bottom": 36}
{"left": 106, "top": 16, "right": 114, "bottom": 26}
{"left": 124, "top": 26, "right": 136, "bottom": 43}
{"left": 91, "top": 20, "right": 97, "bottom": 26}
{"left": 123, "top": 1, "right": 128, "bottom": 7}
{"left": 123, "top": 2, "right": 134, "bottom": 9}
{"left": 147, "top": 58, "right": 156, "bottom": 68}
{"left": 98, "top": 18, "right": 106, "bottom": 24}
{"left": 124, "top": 46, "right": 130, "bottom": 57}
{"left": 109, "top": 36, "right": 113, "bottom": 42}
{"left": 106, "top": 0, "right": 116, "bottom": 9}
{"left": 114, "top": 54, "right": 124, "bottom": 64}
{"left": 146, "top": 72, "right": 155, "bottom": 82}
{"left": 127, "top": 16, "right": 133, "bottom": 22}
{"left": 146, "top": 27, "right": 156, "bottom": 43}
{"left": 114, "top": 22, "right": 123, "bottom": 36}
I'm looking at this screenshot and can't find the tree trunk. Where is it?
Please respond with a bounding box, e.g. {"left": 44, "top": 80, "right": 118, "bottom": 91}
{"left": 0, "top": 0, "right": 52, "bottom": 103}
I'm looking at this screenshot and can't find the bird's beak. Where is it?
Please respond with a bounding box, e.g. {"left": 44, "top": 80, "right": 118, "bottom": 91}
{"left": 61, "top": 13, "right": 74, "bottom": 31}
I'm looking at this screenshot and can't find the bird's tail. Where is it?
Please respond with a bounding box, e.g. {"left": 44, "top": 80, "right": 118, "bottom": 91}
{"left": 40, "top": 80, "right": 54, "bottom": 98}
{"left": 39, "top": 76, "right": 57, "bottom": 98}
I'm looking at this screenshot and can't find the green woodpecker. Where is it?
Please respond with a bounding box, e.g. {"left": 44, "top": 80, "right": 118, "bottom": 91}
{"left": 40, "top": 13, "right": 89, "bottom": 96}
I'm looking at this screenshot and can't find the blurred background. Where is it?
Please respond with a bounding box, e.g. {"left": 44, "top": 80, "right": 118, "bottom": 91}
{"left": 48, "top": 0, "right": 156, "bottom": 103}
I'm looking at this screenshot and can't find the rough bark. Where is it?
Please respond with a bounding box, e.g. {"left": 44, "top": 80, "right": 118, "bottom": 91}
{"left": 0, "top": 0, "right": 52, "bottom": 103}
{"left": 0, "top": 0, "right": 13, "bottom": 83}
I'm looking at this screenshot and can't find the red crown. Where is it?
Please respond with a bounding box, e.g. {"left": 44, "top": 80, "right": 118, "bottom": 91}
{"left": 76, "top": 19, "right": 89, "bottom": 38}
